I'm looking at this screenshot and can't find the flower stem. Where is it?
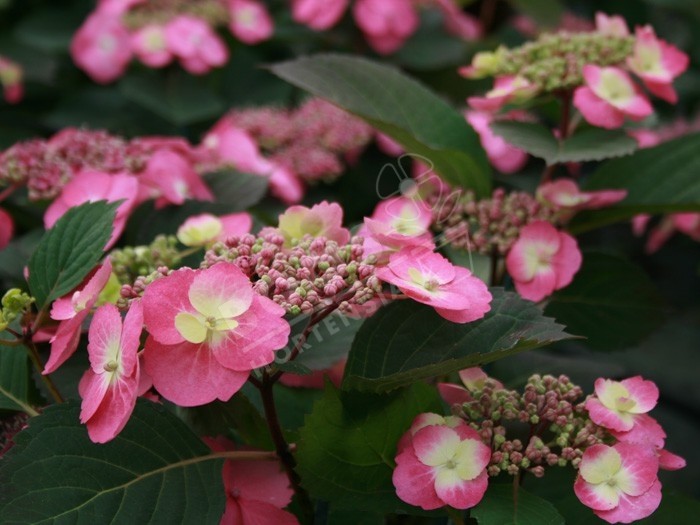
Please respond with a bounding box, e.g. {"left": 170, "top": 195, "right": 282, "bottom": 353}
{"left": 446, "top": 507, "right": 466, "bottom": 525}
{"left": 25, "top": 338, "right": 64, "bottom": 404}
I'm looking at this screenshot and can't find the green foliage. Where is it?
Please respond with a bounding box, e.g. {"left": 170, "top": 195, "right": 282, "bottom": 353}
{"left": 343, "top": 289, "right": 574, "bottom": 392}
{"left": 544, "top": 252, "right": 664, "bottom": 351}
{"left": 269, "top": 54, "right": 492, "bottom": 195}
{"left": 473, "top": 484, "right": 564, "bottom": 525}
{"left": 490, "top": 122, "right": 638, "bottom": 165}
{"left": 0, "top": 400, "right": 225, "bottom": 524}
{"left": 296, "top": 382, "right": 441, "bottom": 513}
{"left": 28, "top": 201, "right": 118, "bottom": 309}
{"left": 507, "top": 0, "right": 565, "bottom": 28}
{"left": 0, "top": 343, "right": 36, "bottom": 411}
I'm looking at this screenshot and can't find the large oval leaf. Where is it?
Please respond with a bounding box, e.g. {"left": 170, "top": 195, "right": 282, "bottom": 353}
{"left": 268, "top": 54, "right": 491, "bottom": 195}
{"left": 0, "top": 400, "right": 225, "bottom": 524}
{"left": 342, "top": 289, "right": 575, "bottom": 392}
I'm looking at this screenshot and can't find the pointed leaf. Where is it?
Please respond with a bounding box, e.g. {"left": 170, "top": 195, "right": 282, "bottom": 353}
{"left": 473, "top": 485, "right": 564, "bottom": 525}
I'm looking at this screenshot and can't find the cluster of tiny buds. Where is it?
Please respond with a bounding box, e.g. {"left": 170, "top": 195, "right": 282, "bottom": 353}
{"left": 227, "top": 99, "right": 374, "bottom": 183}
{"left": 110, "top": 235, "right": 183, "bottom": 287}
{"left": 451, "top": 374, "right": 608, "bottom": 478}
{"left": 122, "top": 0, "right": 229, "bottom": 29}
{"left": 428, "top": 188, "right": 557, "bottom": 255}
{"left": 202, "top": 231, "right": 381, "bottom": 314}
{"left": 117, "top": 266, "right": 170, "bottom": 309}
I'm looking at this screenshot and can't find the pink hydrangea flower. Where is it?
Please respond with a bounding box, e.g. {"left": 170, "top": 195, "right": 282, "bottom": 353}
{"left": 206, "top": 437, "right": 298, "bottom": 525}
{"left": 44, "top": 171, "right": 139, "bottom": 250}
{"left": 433, "top": 0, "right": 482, "bottom": 41}
{"left": 585, "top": 376, "right": 659, "bottom": 433}
{"left": 574, "top": 443, "right": 661, "bottom": 523}
{"left": 362, "top": 196, "right": 434, "bottom": 256}
{"left": 468, "top": 75, "right": 539, "bottom": 112}
{"left": 537, "top": 179, "right": 627, "bottom": 213}
{"left": 438, "top": 367, "right": 503, "bottom": 406}
{"left": 627, "top": 26, "right": 689, "bottom": 104}
{"left": 466, "top": 110, "right": 529, "bottom": 174}
{"left": 393, "top": 421, "right": 491, "bottom": 510}
{"left": 139, "top": 149, "right": 213, "bottom": 208}
{"left": 352, "top": 0, "right": 420, "bottom": 55}
{"left": 505, "top": 221, "right": 582, "bottom": 303}
{"left": 44, "top": 260, "right": 114, "bottom": 374}
{"left": 292, "top": 0, "right": 349, "bottom": 31}
{"left": 573, "top": 65, "right": 653, "bottom": 129}
{"left": 0, "top": 207, "right": 14, "bottom": 250}
{"left": 176, "top": 212, "right": 252, "bottom": 247}
{"left": 165, "top": 16, "right": 228, "bottom": 75}
{"left": 376, "top": 246, "right": 492, "bottom": 323}
{"left": 79, "top": 301, "right": 143, "bottom": 443}
{"left": 201, "top": 122, "right": 273, "bottom": 174}
{"left": 269, "top": 163, "right": 305, "bottom": 204}
{"left": 397, "top": 412, "right": 466, "bottom": 451}
{"left": 595, "top": 12, "right": 629, "bottom": 37}
{"left": 142, "top": 263, "right": 290, "bottom": 406}
{"left": 277, "top": 201, "right": 350, "bottom": 247}
{"left": 131, "top": 25, "right": 172, "bottom": 68}
{"left": 0, "top": 56, "right": 23, "bottom": 104}
{"left": 228, "top": 0, "right": 274, "bottom": 44}
{"left": 71, "top": 12, "right": 132, "bottom": 83}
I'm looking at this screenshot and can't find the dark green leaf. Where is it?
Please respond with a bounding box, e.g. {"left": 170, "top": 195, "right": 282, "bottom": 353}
{"left": 490, "top": 122, "right": 637, "bottom": 165}
{"left": 268, "top": 54, "right": 491, "bottom": 195}
{"left": 343, "top": 289, "right": 574, "bottom": 392}
{"left": 0, "top": 400, "right": 225, "bottom": 524}
{"left": 296, "top": 382, "right": 441, "bottom": 513}
{"left": 0, "top": 344, "right": 35, "bottom": 412}
{"left": 120, "top": 69, "right": 225, "bottom": 126}
{"left": 0, "top": 230, "right": 43, "bottom": 283}
{"left": 13, "top": 8, "right": 83, "bottom": 53}
{"left": 28, "top": 201, "right": 118, "bottom": 309}
{"left": 544, "top": 252, "right": 664, "bottom": 351}
{"left": 290, "top": 312, "right": 364, "bottom": 371}
{"left": 473, "top": 485, "right": 564, "bottom": 525}
{"left": 508, "top": 0, "right": 564, "bottom": 28}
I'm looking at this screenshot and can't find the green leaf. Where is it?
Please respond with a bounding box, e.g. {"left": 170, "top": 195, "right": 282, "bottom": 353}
{"left": 120, "top": 69, "right": 225, "bottom": 126}
{"left": 573, "top": 133, "right": 700, "bottom": 231}
{"left": 0, "top": 344, "right": 35, "bottom": 412}
{"left": 473, "top": 485, "right": 564, "bottom": 525}
{"left": 544, "top": 252, "right": 664, "bottom": 351}
{"left": 268, "top": 54, "right": 491, "bottom": 195}
{"left": 490, "top": 122, "right": 637, "bottom": 165}
{"left": 290, "top": 312, "right": 364, "bottom": 371}
{"left": 0, "top": 230, "right": 43, "bottom": 283}
{"left": 343, "top": 289, "right": 574, "bottom": 392}
{"left": 13, "top": 7, "right": 83, "bottom": 53}
{"left": 28, "top": 201, "right": 118, "bottom": 309}
{"left": 507, "top": 0, "right": 564, "bottom": 28}
{"left": 0, "top": 400, "right": 225, "bottom": 524}
{"left": 296, "top": 382, "right": 441, "bottom": 513}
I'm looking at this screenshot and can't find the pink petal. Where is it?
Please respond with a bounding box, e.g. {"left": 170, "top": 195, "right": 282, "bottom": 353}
{"left": 142, "top": 268, "right": 197, "bottom": 345}
{"left": 513, "top": 268, "right": 557, "bottom": 303}
{"left": 392, "top": 448, "right": 443, "bottom": 510}
{"left": 292, "top": 0, "right": 349, "bottom": 31}
{"left": 551, "top": 231, "right": 582, "bottom": 289}
{"left": 658, "top": 449, "right": 686, "bottom": 471}
{"left": 143, "top": 337, "right": 248, "bottom": 406}
{"left": 594, "top": 479, "right": 662, "bottom": 524}
{"left": 586, "top": 398, "right": 635, "bottom": 432}
{"left": 615, "top": 442, "right": 659, "bottom": 497}
{"left": 434, "top": 469, "right": 488, "bottom": 510}
{"left": 237, "top": 499, "right": 299, "bottom": 525}
{"left": 87, "top": 303, "right": 124, "bottom": 373}
{"left": 574, "top": 474, "right": 619, "bottom": 511}
{"left": 0, "top": 207, "right": 14, "bottom": 250}
{"left": 224, "top": 458, "right": 293, "bottom": 506}
{"left": 437, "top": 383, "right": 471, "bottom": 406}
{"left": 611, "top": 413, "right": 666, "bottom": 449}
{"left": 79, "top": 369, "right": 110, "bottom": 423}
{"left": 573, "top": 86, "right": 625, "bottom": 130}
{"left": 621, "top": 376, "right": 659, "bottom": 414}
{"left": 228, "top": 0, "right": 274, "bottom": 45}
{"left": 83, "top": 368, "right": 140, "bottom": 443}
{"left": 219, "top": 212, "right": 253, "bottom": 240}
{"left": 44, "top": 310, "right": 89, "bottom": 374}
{"left": 188, "top": 262, "right": 254, "bottom": 319}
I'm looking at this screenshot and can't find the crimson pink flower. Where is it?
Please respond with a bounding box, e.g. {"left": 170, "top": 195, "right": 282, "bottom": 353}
{"left": 44, "top": 259, "right": 114, "bottom": 374}
{"left": 574, "top": 442, "right": 661, "bottom": 523}
{"left": 595, "top": 12, "right": 629, "bottom": 37}
{"left": 228, "top": 0, "right": 274, "bottom": 44}
{"left": 505, "top": 221, "right": 581, "bottom": 302}
{"left": 206, "top": 437, "right": 298, "bottom": 525}
{"left": 537, "top": 179, "right": 627, "bottom": 213}
{"left": 277, "top": 201, "right": 350, "bottom": 247}
{"left": 292, "top": 0, "right": 349, "bottom": 31}
{"left": 376, "top": 246, "right": 492, "bottom": 323}
{"left": 139, "top": 149, "right": 214, "bottom": 208}
{"left": 393, "top": 421, "right": 491, "bottom": 510}
{"left": 573, "top": 65, "right": 653, "bottom": 129}
{"left": 352, "top": 0, "right": 419, "bottom": 55}
{"left": 466, "top": 110, "right": 529, "bottom": 174}
{"left": 0, "top": 207, "right": 14, "bottom": 250}
{"left": 165, "top": 16, "right": 228, "bottom": 75}
{"left": 585, "top": 376, "right": 659, "bottom": 433}
{"left": 201, "top": 122, "right": 273, "bottom": 174}
{"left": 177, "top": 212, "right": 252, "bottom": 247}
{"left": 468, "top": 75, "right": 539, "bottom": 112}
{"left": 131, "top": 25, "right": 172, "bottom": 68}
{"left": 627, "top": 26, "right": 689, "bottom": 104}
{"left": 142, "top": 263, "right": 290, "bottom": 406}
{"left": 44, "top": 171, "right": 139, "bottom": 250}
{"left": 70, "top": 12, "right": 132, "bottom": 83}
{"left": 433, "top": 0, "right": 481, "bottom": 40}
{"left": 79, "top": 301, "right": 143, "bottom": 443}
{"left": 362, "top": 196, "right": 434, "bottom": 257}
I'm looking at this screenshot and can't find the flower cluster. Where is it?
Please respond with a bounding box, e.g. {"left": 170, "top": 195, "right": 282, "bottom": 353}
{"left": 0, "top": 289, "right": 34, "bottom": 333}
{"left": 72, "top": 0, "right": 273, "bottom": 83}
{"left": 394, "top": 369, "right": 685, "bottom": 522}
{"left": 293, "top": 0, "right": 481, "bottom": 55}
{"left": 462, "top": 13, "right": 689, "bottom": 130}
{"left": 0, "top": 55, "right": 23, "bottom": 104}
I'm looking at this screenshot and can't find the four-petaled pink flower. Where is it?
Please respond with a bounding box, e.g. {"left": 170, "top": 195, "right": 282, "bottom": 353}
{"left": 574, "top": 442, "right": 661, "bottom": 524}
{"left": 393, "top": 420, "right": 491, "bottom": 510}
{"left": 585, "top": 376, "right": 659, "bottom": 432}
{"left": 537, "top": 179, "right": 627, "bottom": 215}
{"left": 79, "top": 301, "right": 144, "bottom": 443}
{"left": 292, "top": 0, "right": 349, "bottom": 31}
{"left": 376, "top": 246, "right": 492, "bottom": 324}
{"left": 228, "top": 0, "right": 274, "bottom": 45}
{"left": 0, "top": 207, "right": 14, "bottom": 250}
{"left": 573, "top": 65, "right": 653, "bottom": 129}
{"left": 505, "top": 221, "right": 582, "bottom": 302}
{"left": 70, "top": 12, "right": 132, "bottom": 83}
{"left": 468, "top": 75, "right": 539, "bottom": 112}
{"left": 139, "top": 149, "right": 214, "bottom": 208}
{"left": 131, "top": 25, "right": 172, "bottom": 68}
{"left": 362, "top": 196, "right": 434, "bottom": 258}
{"left": 277, "top": 201, "right": 350, "bottom": 247}
{"left": 177, "top": 212, "right": 252, "bottom": 247}
{"left": 627, "top": 26, "right": 689, "bottom": 104}
{"left": 165, "top": 16, "right": 229, "bottom": 75}
{"left": 352, "top": 0, "right": 419, "bottom": 55}
{"left": 44, "top": 259, "right": 114, "bottom": 374}
{"left": 466, "top": 110, "right": 529, "bottom": 174}
{"left": 142, "top": 262, "right": 290, "bottom": 406}
{"left": 595, "top": 12, "right": 629, "bottom": 37}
